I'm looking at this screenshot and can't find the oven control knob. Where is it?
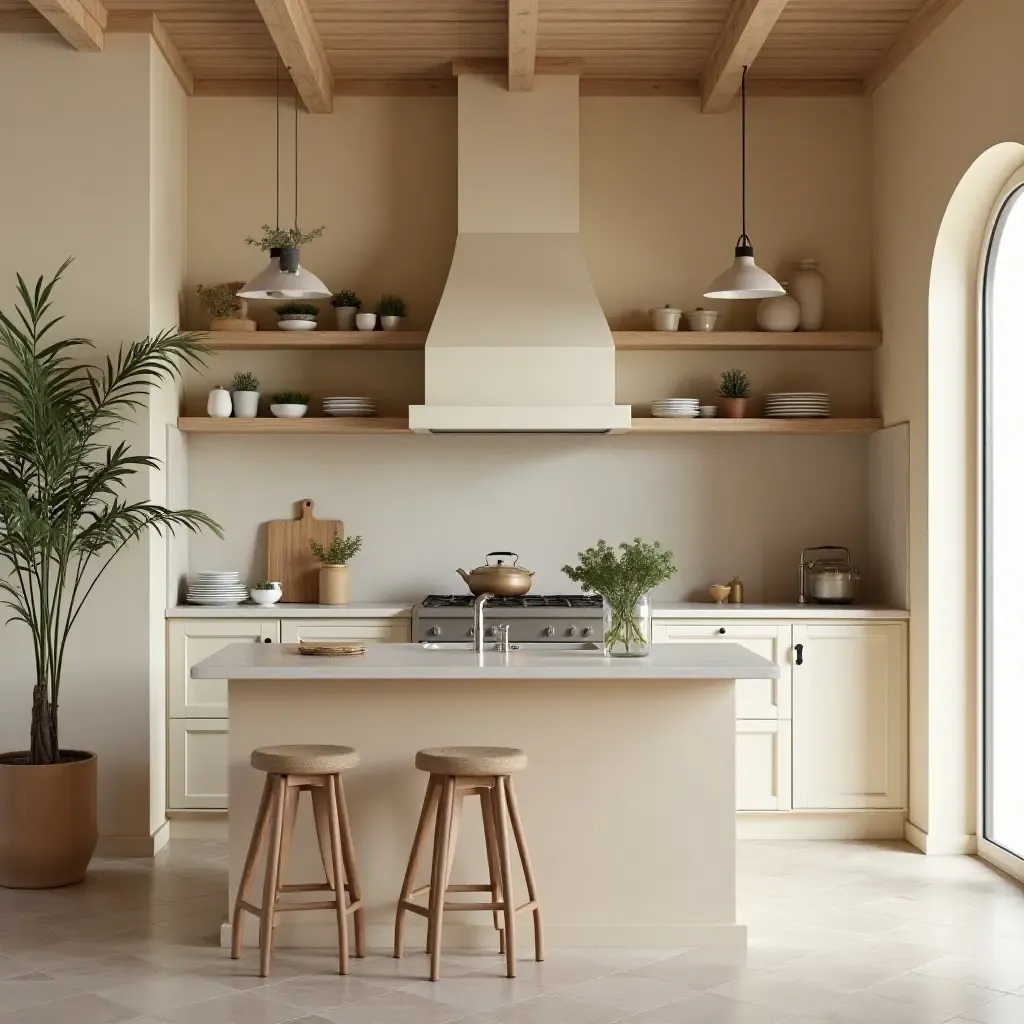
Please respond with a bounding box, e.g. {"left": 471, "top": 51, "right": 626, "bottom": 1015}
{"left": 544, "top": 626, "right": 555, "bottom": 637}
{"left": 566, "top": 625, "right": 578, "bottom": 637}
{"left": 486, "top": 625, "right": 498, "bottom": 637}
{"left": 582, "top": 626, "right": 594, "bottom": 638}
{"left": 429, "top": 625, "right": 442, "bottom": 637}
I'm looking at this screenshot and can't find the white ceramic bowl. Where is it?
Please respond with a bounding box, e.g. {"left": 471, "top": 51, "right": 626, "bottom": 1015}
{"left": 685, "top": 309, "right": 720, "bottom": 332}
{"left": 278, "top": 319, "right": 317, "bottom": 332}
{"left": 355, "top": 312, "right": 377, "bottom": 331}
{"left": 250, "top": 585, "right": 282, "bottom": 606}
{"left": 699, "top": 405, "right": 719, "bottom": 417}
{"left": 270, "top": 404, "right": 308, "bottom": 418}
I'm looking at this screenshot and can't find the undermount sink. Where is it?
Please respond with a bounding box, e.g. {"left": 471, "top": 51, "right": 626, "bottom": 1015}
{"left": 420, "top": 641, "right": 602, "bottom": 652}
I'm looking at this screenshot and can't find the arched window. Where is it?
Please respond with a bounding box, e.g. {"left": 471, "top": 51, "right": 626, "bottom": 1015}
{"left": 981, "top": 168, "right": 1024, "bottom": 869}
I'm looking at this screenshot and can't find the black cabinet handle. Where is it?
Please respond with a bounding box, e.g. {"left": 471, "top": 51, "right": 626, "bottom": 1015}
{"left": 795, "top": 643, "right": 804, "bottom": 666}
{"left": 263, "top": 637, "right": 272, "bottom": 643}
{"left": 718, "top": 627, "right": 726, "bottom": 635}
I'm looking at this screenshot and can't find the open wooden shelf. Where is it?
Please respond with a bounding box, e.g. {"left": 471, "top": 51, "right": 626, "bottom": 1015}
{"left": 178, "top": 416, "right": 882, "bottom": 436}
{"left": 199, "top": 330, "right": 880, "bottom": 352}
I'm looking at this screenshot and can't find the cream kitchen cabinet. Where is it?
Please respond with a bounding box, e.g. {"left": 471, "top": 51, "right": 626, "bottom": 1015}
{"left": 791, "top": 623, "right": 906, "bottom": 810}
{"left": 280, "top": 618, "right": 410, "bottom": 644}
{"left": 737, "top": 719, "right": 792, "bottom": 811}
{"left": 169, "top": 719, "right": 228, "bottom": 809}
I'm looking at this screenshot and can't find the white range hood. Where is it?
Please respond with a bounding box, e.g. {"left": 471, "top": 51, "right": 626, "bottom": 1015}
{"left": 409, "top": 74, "right": 630, "bottom": 434}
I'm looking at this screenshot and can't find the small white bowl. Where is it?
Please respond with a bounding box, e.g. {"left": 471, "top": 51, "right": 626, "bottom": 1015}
{"left": 685, "top": 309, "right": 720, "bottom": 332}
{"left": 278, "top": 319, "right": 317, "bottom": 332}
{"left": 270, "top": 404, "right": 308, "bottom": 418}
{"left": 355, "top": 312, "right": 377, "bottom": 331}
{"left": 699, "top": 405, "right": 718, "bottom": 417}
{"left": 250, "top": 585, "right": 282, "bottom": 606}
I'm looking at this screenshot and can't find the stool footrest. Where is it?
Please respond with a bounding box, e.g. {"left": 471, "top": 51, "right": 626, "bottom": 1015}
{"left": 400, "top": 896, "right": 537, "bottom": 915}
{"left": 280, "top": 882, "right": 333, "bottom": 894}
{"left": 275, "top": 899, "right": 338, "bottom": 913}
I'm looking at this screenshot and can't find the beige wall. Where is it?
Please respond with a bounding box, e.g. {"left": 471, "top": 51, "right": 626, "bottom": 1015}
{"left": 873, "top": 0, "right": 1024, "bottom": 847}
{"left": 0, "top": 32, "right": 187, "bottom": 850}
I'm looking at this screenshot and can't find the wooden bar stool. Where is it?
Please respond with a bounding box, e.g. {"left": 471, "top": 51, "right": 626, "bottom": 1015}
{"left": 231, "top": 744, "right": 365, "bottom": 977}
{"left": 394, "top": 745, "right": 543, "bottom": 981}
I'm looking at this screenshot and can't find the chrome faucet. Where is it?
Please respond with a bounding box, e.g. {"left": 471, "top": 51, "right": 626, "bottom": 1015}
{"left": 473, "top": 592, "right": 493, "bottom": 653}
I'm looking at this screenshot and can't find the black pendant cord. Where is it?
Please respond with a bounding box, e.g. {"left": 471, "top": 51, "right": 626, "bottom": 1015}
{"left": 294, "top": 96, "right": 299, "bottom": 231}
{"left": 739, "top": 64, "right": 749, "bottom": 249}
{"left": 275, "top": 62, "right": 280, "bottom": 232}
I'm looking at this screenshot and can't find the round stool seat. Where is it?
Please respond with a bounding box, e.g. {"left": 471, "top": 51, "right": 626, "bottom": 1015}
{"left": 415, "top": 745, "right": 527, "bottom": 776}
{"left": 251, "top": 744, "right": 359, "bottom": 775}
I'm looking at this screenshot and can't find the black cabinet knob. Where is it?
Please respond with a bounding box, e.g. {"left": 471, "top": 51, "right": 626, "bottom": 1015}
{"left": 264, "top": 637, "right": 272, "bottom": 643}
{"left": 718, "top": 627, "right": 726, "bottom": 635}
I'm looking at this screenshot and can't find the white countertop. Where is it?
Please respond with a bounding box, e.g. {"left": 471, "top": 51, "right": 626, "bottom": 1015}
{"left": 191, "top": 641, "right": 780, "bottom": 681}
{"left": 167, "top": 601, "right": 907, "bottom": 621}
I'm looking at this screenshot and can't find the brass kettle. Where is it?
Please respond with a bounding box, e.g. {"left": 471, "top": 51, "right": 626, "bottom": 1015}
{"left": 457, "top": 552, "right": 535, "bottom": 597}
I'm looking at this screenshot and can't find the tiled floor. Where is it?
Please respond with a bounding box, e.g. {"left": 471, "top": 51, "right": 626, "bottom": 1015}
{"left": 0, "top": 840, "right": 1022, "bottom": 1023}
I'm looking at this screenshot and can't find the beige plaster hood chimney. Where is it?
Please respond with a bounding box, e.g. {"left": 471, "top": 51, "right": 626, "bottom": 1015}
{"left": 409, "top": 74, "right": 631, "bottom": 433}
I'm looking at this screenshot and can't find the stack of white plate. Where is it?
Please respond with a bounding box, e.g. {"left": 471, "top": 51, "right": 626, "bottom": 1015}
{"left": 651, "top": 397, "right": 700, "bottom": 418}
{"left": 323, "top": 397, "right": 377, "bottom": 418}
{"left": 764, "top": 393, "right": 831, "bottom": 418}
{"left": 187, "top": 571, "right": 247, "bottom": 606}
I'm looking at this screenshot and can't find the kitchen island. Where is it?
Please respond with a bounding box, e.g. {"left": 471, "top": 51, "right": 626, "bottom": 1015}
{"left": 192, "top": 642, "right": 779, "bottom": 952}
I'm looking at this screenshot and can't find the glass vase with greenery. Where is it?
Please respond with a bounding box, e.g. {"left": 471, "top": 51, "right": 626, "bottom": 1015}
{"left": 563, "top": 538, "right": 676, "bottom": 657}
{"left": 0, "top": 261, "right": 221, "bottom": 765}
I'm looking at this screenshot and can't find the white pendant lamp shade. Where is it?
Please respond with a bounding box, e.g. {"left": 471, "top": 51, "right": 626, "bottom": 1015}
{"left": 237, "top": 253, "right": 331, "bottom": 301}
{"left": 705, "top": 245, "right": 785, "bottom": 300}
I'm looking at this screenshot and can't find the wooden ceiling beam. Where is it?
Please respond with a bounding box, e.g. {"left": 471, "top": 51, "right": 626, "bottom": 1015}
{"left": 253, "top": 0, "right": 333, "bottom": 113}
{"left": 700, "top": 0, "right": 791, "bottom": 114}
{"left": 107, "top": 13, "right": 193, "bottom": 95}
{"left": 866, "top": 0, "right": 968, "bottom": 94}
{"left": 26, "top": 0, "right": 105, "bottom": 52}
{"left": 508, "top": 0, "right": 539, "bottom": 92}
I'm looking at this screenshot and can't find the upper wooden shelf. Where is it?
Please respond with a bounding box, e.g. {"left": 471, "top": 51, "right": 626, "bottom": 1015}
{"left": 200, "top": 330, "right": 880, "bottom": 352}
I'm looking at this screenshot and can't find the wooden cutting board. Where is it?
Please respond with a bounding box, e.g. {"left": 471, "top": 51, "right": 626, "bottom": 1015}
{"left": 266, "top": 500, "right": 344, "bottom": 603}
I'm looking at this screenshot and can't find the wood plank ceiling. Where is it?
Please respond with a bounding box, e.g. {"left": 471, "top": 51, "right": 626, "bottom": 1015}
{"left": 0, "top": 0, "right": 958, "bottom": 111}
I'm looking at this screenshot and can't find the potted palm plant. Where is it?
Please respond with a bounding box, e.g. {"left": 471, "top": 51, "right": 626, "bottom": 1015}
{"left": 0, "top": 261, "right": 221, "bottom": 888}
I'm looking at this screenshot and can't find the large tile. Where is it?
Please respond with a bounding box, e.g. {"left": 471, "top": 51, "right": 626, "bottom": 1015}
{"left": 0, "top": 972, "right": 84, "bottom": 1013}
{"left": 912, "top": 953, "right": 1024, "bottom": 993}
{"left": 765, "top": 951, "right": 909, "bottom": 994}
{"left": 400, "top": 975, "right": 545, "bottom": 1014}
{"left": 100, "top": 975, "right": 240, "bottom": 1015}
{"left": 258, "top": 975, "right": 381, "bottom": 1012}
{"left": 0, "top": 993, "right": 138, "bottom": 1024}
{"left": 151, "top": 992, "right": 304, "bottom": 1024}
{"left": 863, "top": 973, "right": 1003, "bottom": 1015}
{"left": 803, "top": 991, "right": 964, "bottom": 1024}
{"left": 646, "top": 992, "right": 793, "bottom": 1023}
{"left": 618, "top": 954, "right": 763, "bottom": 991}
{"left": 317, "top": 990, "right": 468, "bottom": 1023}
{"left": 956, "top": 992, "right": 1024, "bottom": 1023}
{"left": 707, "top": 975, "right": 845, "bottom": 1015}
{"left": 560, "top": 976, "right": 690, "bottom": 1014}
{"left": 47, "top": 955, "right": 178, "bottom": 993}
{"left": 473, "top": 992, "right": 631, "bottom": 1023}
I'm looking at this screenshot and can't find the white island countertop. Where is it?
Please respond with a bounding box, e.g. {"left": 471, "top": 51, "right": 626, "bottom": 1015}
{"left": 192, "top": 641, "right": 780, "bottom": 681}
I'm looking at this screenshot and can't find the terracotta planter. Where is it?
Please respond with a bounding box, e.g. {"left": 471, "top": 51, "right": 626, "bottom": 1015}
{"left": 209, "top": 317, "right": 256, "bottom": 332}
{"left": 721, "top": 397, "right": 748, "bottom": 419}
{"left": 0, "top": 751, "right": 97, "bottom": 888}
{"left": 319, "top": 565, "right": 350, "bottom": 606}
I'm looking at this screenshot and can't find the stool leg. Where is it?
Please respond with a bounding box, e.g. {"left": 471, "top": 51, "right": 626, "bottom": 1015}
{"left": 311, "top": 783, "right": 335, "bottom": 890}
{"left": 480, "top": 787, "right": 506, "bottom": 954}
{"left": 259, "top": 775, "right": 287, "bottom": 978}
{"left": 326, "top": 774, "right": 350, "bottom": 975}
{"left": 428, "top": 776, "right": 456, "bottom": 982}
{"left": 276, "top": 785, "right": 301, "bottom": 892}
{"left": 395, "top": 775, "right": 440, "bottom": 959}
{"left": 504, "top": 776, "right": 544, "bottom": 962}
{"left": 231, "top": 774, "right": 273, "bottom": 959}
{"left": 333, "top": 773, "right": 365, "bottom": 958}
{"left": 492, "top": 775, "right": 517, "bottom": 978}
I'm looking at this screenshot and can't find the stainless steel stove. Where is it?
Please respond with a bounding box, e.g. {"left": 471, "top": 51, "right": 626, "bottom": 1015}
{"left": 414, "top": 594, "right": 604, "bottom": 648}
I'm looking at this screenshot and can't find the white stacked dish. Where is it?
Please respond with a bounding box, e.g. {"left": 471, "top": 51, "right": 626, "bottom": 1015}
{"left": 651, "top": 397, "right": 700, "bottom": 418}
{"left": 323, "top": 397, "right": 377, "bottom": 418}
{"left": 187, "top": 571, "right": 248, "bottom": 606}
{"left": 764, "top": 393, "right": 831, "bottom": 418}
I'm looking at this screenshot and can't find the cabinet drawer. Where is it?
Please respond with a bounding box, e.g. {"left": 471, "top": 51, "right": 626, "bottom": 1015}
{"left": 654, "top": 623, "right": 790, "bottom": 718}
{"left": 280, "top": 619, "right": 410, "bottom": 644}
{"left": 168, "top": 719, "right": 228, "bottom": 810}
{"left": 737, "top": 719, "right": 792, "bottom": 811}
{"left": 168, "top": 620, "right": 278, "bottom": 718}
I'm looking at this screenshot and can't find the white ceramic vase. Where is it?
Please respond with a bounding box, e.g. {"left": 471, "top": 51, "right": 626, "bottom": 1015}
{"left": 335, "top": 306, "right": 358, "bottom": 331}
{"left": 207, "top": 386, "right": 232, "bottom": 418}
{"left": 380, "top": 315, "right": 402, "bottom": 332}
{"left": 355, "top": 312, "right": 377, "bottom": 331}
{"left": 756, "top": 284, "right": 800, "bottom": 332}
{"left": 790, "top": 259, "right": 826, "bottom": 331}
{"left": 650, "top": 307, "right": 681, "bottom": 332}
{"left": 232, "top": 390, "right": 260, "bottom": 418}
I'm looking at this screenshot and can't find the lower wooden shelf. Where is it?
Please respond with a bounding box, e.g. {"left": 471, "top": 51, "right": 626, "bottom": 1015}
{"left": 177, "top": 417, "right": 882, "bottom": 436}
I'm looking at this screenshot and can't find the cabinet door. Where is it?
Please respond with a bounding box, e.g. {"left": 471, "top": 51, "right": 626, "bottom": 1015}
{"left": 792, "top": 623, "right": 906, "bottom": 810}
{"left": 280, "top": 618, "right": 411, "bottom": 644}
{"left": 737, "top": 720, "right": 792, "bottom": 811}
{"left": 168, "top": 620, "right": 279, "bottom": 719}
{"left": 653, "top": 622, "right": 790, "bottom": 718}
{"left": 168, "top": 719, "right": 228, "bottom": 809}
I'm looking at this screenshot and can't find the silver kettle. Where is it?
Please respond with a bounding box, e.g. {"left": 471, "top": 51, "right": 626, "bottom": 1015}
{"left": 799, "top": 546, "right": 860, "bottom": 604}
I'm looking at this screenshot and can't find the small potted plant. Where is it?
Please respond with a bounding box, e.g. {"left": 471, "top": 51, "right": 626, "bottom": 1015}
{"left": 331, "top": 290, "right": 361, "bottom": 331}
{"left": 310, "top": 532, "right": 363, "bottom": 606}
{"left": 563, "top": 538, "right": 676, "bottom": 657}
{"left": 196, "top": 282, "right": 254, "bottom": 332}
{"left": 270, "top": 391, "right": 311, "bottom": 418}
{"left": 231, "top": 371, "right": 260, "bottom": 419}
{"left": 250, "top": 581, "right": 282, "bottom": 606}
{"left": 275, "top": 302, "right": 319, "bottom": 332}
{"left": 718, "top": 368, "right": 751, "bottom": 418}
{"left": 376, "top": 294, "right": 407, "bottom": 332}
{"left": 245, "top": 224, "right": 326, "bottom": 275}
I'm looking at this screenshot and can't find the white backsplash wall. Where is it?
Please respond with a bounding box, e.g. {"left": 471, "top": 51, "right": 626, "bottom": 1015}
{"left": 186, "top": 434, "right": 869, "bottom": 603}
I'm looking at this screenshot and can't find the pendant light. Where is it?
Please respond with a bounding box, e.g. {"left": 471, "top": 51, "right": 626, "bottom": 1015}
{"left": 704, "top": 66, "right": 784, "bottom": 300}
{"left": 238, "top": 69, "right": 330, "bottom": 301}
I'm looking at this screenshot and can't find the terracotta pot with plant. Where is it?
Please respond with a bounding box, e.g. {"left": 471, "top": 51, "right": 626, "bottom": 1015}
{"left": 196, "top": 282, "right": 255, "bottom": 332}
{"left": 310, "top": 532, "right": 363, "bottom": 606}
{"left": 718, "top": 368, "right": 751, "bottom": 418}
{"left": 0, "top": 260, "right": 220, "bottom": 888}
